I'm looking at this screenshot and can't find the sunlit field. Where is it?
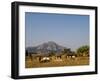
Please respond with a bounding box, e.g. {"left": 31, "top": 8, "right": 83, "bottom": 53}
{"left": 25, "top": 54, "right": 89, "bottom": 68}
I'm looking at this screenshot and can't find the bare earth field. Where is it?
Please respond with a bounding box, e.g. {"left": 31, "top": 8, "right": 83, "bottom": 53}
{"left": 25, "top": 57, "right": 89, "bottom": 68}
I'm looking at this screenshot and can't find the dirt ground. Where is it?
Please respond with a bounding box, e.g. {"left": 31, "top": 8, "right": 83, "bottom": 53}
{"left": 25, "top": 56, "right": 89, "bottom": 68}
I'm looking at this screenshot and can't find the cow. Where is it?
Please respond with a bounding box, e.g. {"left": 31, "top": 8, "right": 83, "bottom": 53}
{"left": 39, "top": 57, "right": 50, "bottom": 63}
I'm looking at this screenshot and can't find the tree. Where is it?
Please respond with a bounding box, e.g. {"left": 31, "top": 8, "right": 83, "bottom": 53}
{"left": 49, "top": 51, "right": 55, "bottom": 56}
{"left": 62, "top": 48, "right": 71, "bottom": 54}
{"left": 25, "top": 50, "right": 28, "bottom": 56}
{"left": 77, "top": 45, "right": 89, "bottom": 56}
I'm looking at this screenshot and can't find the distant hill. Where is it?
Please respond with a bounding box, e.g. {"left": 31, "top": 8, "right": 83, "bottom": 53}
{"left": 26, "top": 41, "right": 67, "bottom": 54}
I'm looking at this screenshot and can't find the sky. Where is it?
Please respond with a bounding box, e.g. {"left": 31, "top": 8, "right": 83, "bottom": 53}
{"left": 25, "top": 12, "right": 89, "bottom": 51}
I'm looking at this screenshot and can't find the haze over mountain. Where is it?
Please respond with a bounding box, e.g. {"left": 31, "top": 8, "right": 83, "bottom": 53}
{"left": 26, "top": 41, "right": 67, "bottom": 54}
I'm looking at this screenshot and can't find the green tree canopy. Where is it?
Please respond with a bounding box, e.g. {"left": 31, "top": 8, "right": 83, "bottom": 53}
{"left": 62, "top": 48, "right": 76, "bottom": 56}
{"left": 77, "top": 45, "right": 89, "bottom": 56}
{"left": 62, "top": 48, "right": 71, "bottom": 54}
{"left": 49, "top": 51, "right": 55, "bottom": 56}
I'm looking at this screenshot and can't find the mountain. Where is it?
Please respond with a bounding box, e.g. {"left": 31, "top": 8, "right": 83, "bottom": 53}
{"left": 26, "top": 41, "right": 67, "bottom": 54}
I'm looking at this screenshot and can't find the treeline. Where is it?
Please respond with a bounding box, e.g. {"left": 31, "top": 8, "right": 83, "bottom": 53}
{"left": 61, "top": 45, "right": 89, "bottom": 57}
{"left": 26, "top": 45, "right": 89, "bottom": 57}
{"left": 43, "top": 45, "right": 89, "bottom": 57}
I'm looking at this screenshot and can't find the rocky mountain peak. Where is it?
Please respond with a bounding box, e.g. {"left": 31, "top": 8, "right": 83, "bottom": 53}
{"left": 26, "top": 41, "right": 66, "bottom": 54}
